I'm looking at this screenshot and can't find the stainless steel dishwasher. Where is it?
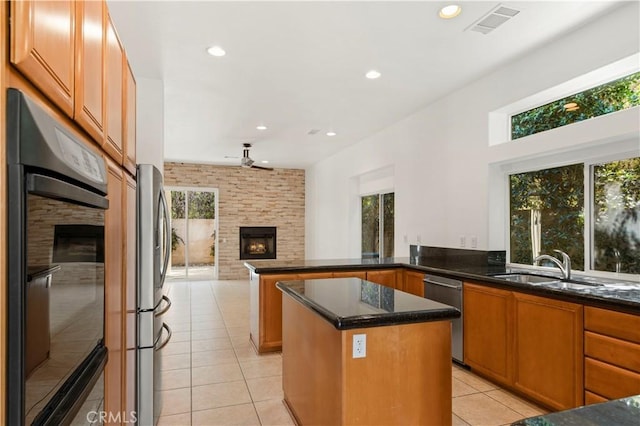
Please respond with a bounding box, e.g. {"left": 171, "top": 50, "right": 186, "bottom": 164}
{"left": 423, "top": 274, "right": 463, "bottom": 364}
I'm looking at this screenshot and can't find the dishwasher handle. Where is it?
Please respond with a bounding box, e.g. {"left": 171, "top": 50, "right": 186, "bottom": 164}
{"left": 423, "top": 278, "right": 462, "bottom": 290}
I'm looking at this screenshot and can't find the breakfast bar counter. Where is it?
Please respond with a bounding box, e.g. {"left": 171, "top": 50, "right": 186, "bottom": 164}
{"left": 276, "top": 277, "right": 460, "bottom": 426}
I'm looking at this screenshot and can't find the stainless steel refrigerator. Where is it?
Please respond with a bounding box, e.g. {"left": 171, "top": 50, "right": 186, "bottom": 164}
{"left": 137, "top": 164, "right": 172, "bottom": 425}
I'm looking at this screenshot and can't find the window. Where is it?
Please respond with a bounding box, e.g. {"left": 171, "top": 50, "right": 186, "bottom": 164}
{"left": 509, "top": 157, "right": 639, "bottom": 275}
{"left": 361, "top": 192, "right": 394, "bottom": 259}
{"left": 511, "top": 72, "right": 640, "bottom": 140}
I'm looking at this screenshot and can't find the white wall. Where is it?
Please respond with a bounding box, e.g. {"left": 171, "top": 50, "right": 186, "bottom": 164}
{"left": 305, "top": 3, "right": 640, "bottom": 260}
{"left": 136, "top": 77, "right": 165, "bottom": 173}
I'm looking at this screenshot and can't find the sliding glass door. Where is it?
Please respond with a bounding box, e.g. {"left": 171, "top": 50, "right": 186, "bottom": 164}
{"left": 361, "top": 192, "right": 394, "bottom": 259}
{"left": 167, "top": 187, "right": 218, "bottom": 280}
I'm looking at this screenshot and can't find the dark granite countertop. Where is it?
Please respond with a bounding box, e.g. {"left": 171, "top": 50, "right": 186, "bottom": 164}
{"left": 512, "top": 394, "right": 640, "bottom": 426}
{"left": 245, "top": 257, "right": 640, "bottom": 313}
{"left": 276, "top": 277, "right": 461, "bottom": 330}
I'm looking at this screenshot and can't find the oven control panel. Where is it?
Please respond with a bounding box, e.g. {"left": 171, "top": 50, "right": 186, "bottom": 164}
{"left": 55, "top": 128, "right": 106, "bottom": 184}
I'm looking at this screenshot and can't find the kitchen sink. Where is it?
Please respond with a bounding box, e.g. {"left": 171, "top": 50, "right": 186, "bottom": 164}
{"left": 492, "top": 273, "right": 559, "bottom": 285}
{"left": 541, "top": 281, "right": 603, "bottom": 290}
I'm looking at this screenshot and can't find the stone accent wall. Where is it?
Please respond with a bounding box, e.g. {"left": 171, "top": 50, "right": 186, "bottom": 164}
{"left": 163, "top": 163, "right": 305, "bottom": 279}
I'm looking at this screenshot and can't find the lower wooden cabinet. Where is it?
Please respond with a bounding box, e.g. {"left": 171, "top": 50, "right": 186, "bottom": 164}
{"left": 464, "top": 283, "right": 584, "bottom": 410}
{"left": 463, "top": 283, "right": 512, "bottom": 386}
{"left": 512, "top": 293, "right": 583, "bottom": 411}
{"left": 403, "top": 270, "right": 425, "bottom": 297}
{"left": 583, "top": 306, "right": 640, "bottom": 402}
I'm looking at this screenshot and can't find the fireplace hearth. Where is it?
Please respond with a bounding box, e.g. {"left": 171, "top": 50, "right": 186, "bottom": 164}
{"left": 239, "top": 227, "right": 276, "bottom": 260}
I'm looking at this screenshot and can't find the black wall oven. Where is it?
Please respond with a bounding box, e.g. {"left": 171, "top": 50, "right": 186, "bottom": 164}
{"left": 6, "top": 89, "right": 109, "bottom": 425}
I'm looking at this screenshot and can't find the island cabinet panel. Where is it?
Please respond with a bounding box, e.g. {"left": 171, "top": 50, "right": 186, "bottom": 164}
{"left": 332, "top": 270, "right": 367, "bottom": 279}
{"left": 512, "top": 293, "right": 583, "bottom": 411}
{"left": 463, "top": 283, "right": 512, "bottom": 386}
{"left": 281, "top": 295, "right": 452, "bottom": 426}
{"left": 74, "top": 0, "right": 105, "bottom": 143}
{"left": 583, "top": 306, "right": 640, "bottom": 402}
{"left": 252, "top": 274, "right": 295, "bottom": 352}
{"left": 104, "top": 13, "right": 124, "bottom": 164}
{"left": 403, "top": 269, "right": 425, "bottom": 297}
{"left": 365, "top": 269, "right": 402, "bottom": 289}
{"left": 10, "top": 0, "right": 75, "bottom": 117}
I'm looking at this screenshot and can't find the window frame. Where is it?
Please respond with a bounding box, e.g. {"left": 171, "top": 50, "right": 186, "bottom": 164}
{"left": 505, "top": 152, "right": 639, "bottom": 280}
{"left": 360, "top": 191, "right": 394, "bottom": 259}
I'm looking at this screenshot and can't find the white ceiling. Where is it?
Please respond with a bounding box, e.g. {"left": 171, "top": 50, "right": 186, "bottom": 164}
{"left": 107, "top": 1, "right": 624, "bottom": 169}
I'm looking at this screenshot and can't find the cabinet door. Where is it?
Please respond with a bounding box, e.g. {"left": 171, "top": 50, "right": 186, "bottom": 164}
{"left": 104, "top": 14, "right": 124, "bottom": 163}
{"left": 11, "top": 0, "right": 75, "bottom": 116}
{"left": 366, "top": 269, "right": 399, "bottom": 289}
{"left": 513, "top": 293, "right": 583, "bottom": 410}
{"left": 123, "top": 61, "right": 136, "bottom": 174}
{"left": 74, "top": 0, "right": 104, "bottom": 143}
{"left": 104, "top": 159, "right": 123, "bottom": 418}
{"left": 463, "top": 283, "right": 512, "bottom": 386}
{"left": 124, "top": 176, "right": 137, "bottom": 416}
{"left": 403, "top": 270, "right": 425, "bottom": 297}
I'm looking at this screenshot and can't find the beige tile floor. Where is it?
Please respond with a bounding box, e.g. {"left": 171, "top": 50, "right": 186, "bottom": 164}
{"left": 158, "top": 280, "right": 547, "bottom": 426}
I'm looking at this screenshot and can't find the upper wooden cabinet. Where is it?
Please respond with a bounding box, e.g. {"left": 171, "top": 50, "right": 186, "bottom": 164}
{"left": 123, "top": 61, "right": 137, "bottom": 175}
{"left": 104, "top": 13, "right": 124, "bottom": 163}
{"left": 74, "top": 0, "right": 105, "bottom": 143}
{"left": 10, "top": 0, "right": 76, "bottom": 116}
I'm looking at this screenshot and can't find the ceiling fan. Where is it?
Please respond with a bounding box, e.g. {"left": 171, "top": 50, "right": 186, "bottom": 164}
{"left": 227, "top": 143, "right": 273, "bottom": 171}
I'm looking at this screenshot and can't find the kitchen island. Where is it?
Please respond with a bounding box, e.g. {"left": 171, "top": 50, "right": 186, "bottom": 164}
{"left": 276, "top": 277, "right": 460, "bottom": 426}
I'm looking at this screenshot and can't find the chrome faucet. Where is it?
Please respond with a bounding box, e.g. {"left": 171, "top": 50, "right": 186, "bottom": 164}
{"left": 533, "top": 249, "right": 571, "bottom": 280}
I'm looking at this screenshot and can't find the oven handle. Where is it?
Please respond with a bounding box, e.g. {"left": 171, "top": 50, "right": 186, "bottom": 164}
{"left": 154, "top": 323, "right": 172, "bottom": 351}
{"left": 154, "top": 295, "right": 172, "bottom": 317}
{"left": 158, "top": 189, "right": 171, "bottom": 288}
{"left": 423, "top": 278, "right": 462, "bottom": 290}
{"left": 27, "top": 174, "right": 108, "bottom": 209}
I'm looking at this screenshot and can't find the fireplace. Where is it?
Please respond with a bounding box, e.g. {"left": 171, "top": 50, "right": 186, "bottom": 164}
{"left": 239, "top": 227, "right": 276, "bottom": 260}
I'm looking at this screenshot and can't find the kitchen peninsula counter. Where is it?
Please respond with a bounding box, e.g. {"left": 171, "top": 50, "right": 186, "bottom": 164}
{"left": 277, "top": 277, "right": 459, "bottom": 425}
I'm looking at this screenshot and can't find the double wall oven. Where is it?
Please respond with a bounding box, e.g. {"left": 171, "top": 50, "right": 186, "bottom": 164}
{"left": 6, "top": 89, "right": 108, "bottom": 424}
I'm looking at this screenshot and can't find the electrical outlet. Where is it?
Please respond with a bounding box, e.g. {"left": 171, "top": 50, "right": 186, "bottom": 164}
{"left": 353, "top": 334, "right": 366, "bottom": 358}
{"left": 459, "top": 236, "right": 466, "bottom": 248}
{"left": 471, "top": 236, "right": 478, "bottom": 248}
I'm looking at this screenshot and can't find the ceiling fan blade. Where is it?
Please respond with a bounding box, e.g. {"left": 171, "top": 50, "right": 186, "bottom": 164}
{"left": 250, "top": 164, "right": 274, "bottom": 171}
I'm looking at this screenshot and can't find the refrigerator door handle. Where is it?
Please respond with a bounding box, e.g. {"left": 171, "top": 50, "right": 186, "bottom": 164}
{"left": 154, "top": 295, "right": 172, "bottom": 317}
{"left": 154, "top": 323, "right": 172, "bottom": 351}
{"left": 158, "top": 189, "right": 171, "bottom": 288}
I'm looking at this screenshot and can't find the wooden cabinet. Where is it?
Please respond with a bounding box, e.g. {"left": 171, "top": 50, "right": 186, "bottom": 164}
{"left": 366, "top": 269, "right": 402, "bottom": 289}
{"left": 123, "top": 61, "right": 136, "bottom": 175}
{"left": 463, "top": 283, "right": 512, "bottom": 386}
{"left": 104, "top": 158, "right": 124, "bottom": 419}
{"left": 123, "top": 176, "right": 137, "bottom": 416}
{"left": 74, "top": 0, "right": 105, "bottom": 143}
{"left": 403, "top": 270, "right": 425, "bottom": 297}
{"left": 331, "top": 271, "right": 367, "bottom": 279}
{"left": 512, "top": 293, "right": 583, "bottom": 411}
{"left": 464, "top": 283, "right": 584, "bottom": 410}
{"left": 10, "top": 0, "right": 75, "bottom": 116}
{"left": 104, "top": 13, "right": 124, "bottom": 163}
{"left": 584, "top": 307, "right": 640, "bottom": 401}
{"left": 251, "top": 273, "right": 297, "bottom": 353}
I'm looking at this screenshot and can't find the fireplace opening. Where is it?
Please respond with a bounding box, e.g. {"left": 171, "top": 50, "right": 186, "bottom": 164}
{"left": 239, "top": 227, "right": 276, "bottom": 260}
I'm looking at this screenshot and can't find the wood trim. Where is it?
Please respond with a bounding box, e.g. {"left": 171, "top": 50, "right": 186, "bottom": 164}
{"left": 1, "top": 1, "right": 8, "bottom": 420}
{"left": 331, "top": 271, "right": 367, "bottom": 279}
{"left": 122, "top": 174, "right": 136, "bottom": 415}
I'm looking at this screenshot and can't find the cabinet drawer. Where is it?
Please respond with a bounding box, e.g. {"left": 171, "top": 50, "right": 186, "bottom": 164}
{"left": 584, "top": 307, "right": 640, "bottom": 343}
{"left": 584, "top": 390, "right": 608, "bottom": 405}
{"left": 585, "top": 357, "right": 640, "bottom": 400}
{"left": 585, "top": 331, "right": 640, "bottom": 373}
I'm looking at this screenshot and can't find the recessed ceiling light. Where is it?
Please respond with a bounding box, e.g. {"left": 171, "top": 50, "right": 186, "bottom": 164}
{"left": 326, "top": 131, "right": 337, "bottom": 137}
{"left": 365, "top": 70, "right": 381, "bottom": 79}
{"left": 439, "top": 4, "right": 462, "bottom": 19}
{"left": 206, "top": 46, "right": 226, "bottom": 57}
{"left": 256, "top": 125, "right": 267, "bottom": 130}
{"left": 261, "top": 160, "right": 269, "bottom": 164}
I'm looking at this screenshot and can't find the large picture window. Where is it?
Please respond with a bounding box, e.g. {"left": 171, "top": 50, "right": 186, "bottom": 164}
{"left": 509, "top": 157, "right": 640, "bottom": 275}
{"left": 361, "top": 192, "right": 394, "bottom": 259}
{"left": 511, "top": 72, "right": 640, "bottom": 140}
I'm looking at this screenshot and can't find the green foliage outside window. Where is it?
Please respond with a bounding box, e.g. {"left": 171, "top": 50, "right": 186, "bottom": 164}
{"left": 510, "top": 164, "right": 585, "bottom": 269}
{"left": 171, "top": 191, "right": 215, "bottom": 219}
{"left": 511, "top": 72, "right": 640, "bottom": 140}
